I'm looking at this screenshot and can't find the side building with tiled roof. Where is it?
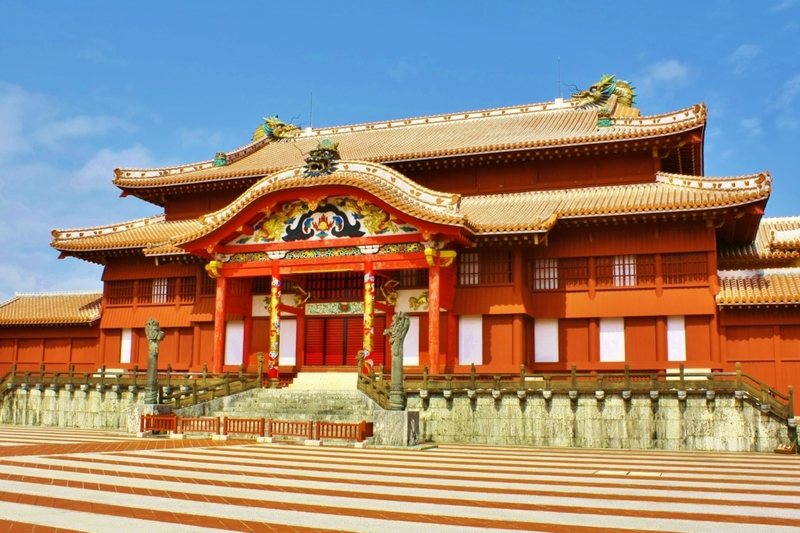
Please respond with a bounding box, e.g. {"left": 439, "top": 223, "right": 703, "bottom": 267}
{"left": 2, "top": 74, "right": 798, "bottom": 410}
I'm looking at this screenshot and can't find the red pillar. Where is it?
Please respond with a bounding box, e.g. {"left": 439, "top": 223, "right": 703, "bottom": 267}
{"left": 428, "top": 262, "right": 441, "bottom": 373}
{"left": 243, "top": 315, "right": 253, "bottom": 368}
{"left": 447, "top": 311, "right": 458, "bottom": 370}
{"left": 512, "top": 314, "right": 524, "bottom": 367}
{"left": 213, "top": 277, "right": 227, "bottom": 373}
{"left": 655, "top": 316, "right": 668, "bottom": 363}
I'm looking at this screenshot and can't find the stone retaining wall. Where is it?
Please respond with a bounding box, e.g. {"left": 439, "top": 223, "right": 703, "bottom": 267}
{"left": 2, "top": 386, "right": 793, "bottom": 451}
{"left": 406, "top": 392, "right": 792, "bottom": 452}
{"left": 1, "top": 387, "right": 144, "bottom": 432}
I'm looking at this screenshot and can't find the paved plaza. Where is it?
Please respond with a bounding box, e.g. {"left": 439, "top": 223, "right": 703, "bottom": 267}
{"left": 0, "top": 426, "right": 798, "bottom": 532}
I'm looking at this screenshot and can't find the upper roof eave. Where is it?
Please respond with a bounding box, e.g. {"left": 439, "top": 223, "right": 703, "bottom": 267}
{"left": 111, "top": 102, "right": 707, "bottom": 190}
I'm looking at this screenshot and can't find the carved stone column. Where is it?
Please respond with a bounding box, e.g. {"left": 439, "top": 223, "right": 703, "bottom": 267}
{"left": 143, "top": 318, "right": 165, "bottom": 405}
{"left": 385, "top": 311, "right": 410, "bottom": 410}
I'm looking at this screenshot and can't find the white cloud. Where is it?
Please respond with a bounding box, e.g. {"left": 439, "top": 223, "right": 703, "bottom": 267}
{"left": 769, "top": 0, "right": 799, "bottom": 11}
{"left": 638, "top": 60, "right": 691, "bottom": 94}
{"left": 0, "top": 81, "right": 132, "bottom": 162}
{"left": 388, "top": 61, "right": 418, "bottom": 82}
{"left": 768, "top": 74, "right": 800, "bottom": 130}
{"left": 727, "top": 45, "right": 760, "bottom": 75}
{"left": 32, "top": 115, "right": 133, "bottom": 148}
{"left": 71, "top": 145, "right": 154, "bottom": 190}
{"left": 740, "top": 118, "right": 763, "bottom": 138}
{"left": 177, "top": 128, "right": 222, "bottom": 149}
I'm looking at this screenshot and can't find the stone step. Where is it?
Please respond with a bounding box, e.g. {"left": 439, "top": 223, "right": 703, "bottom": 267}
{"left": 287, "top": 372, "right": 358, "bottom": 390}
{"left": 214, "top": 386, "right": 380, "bottom": 426}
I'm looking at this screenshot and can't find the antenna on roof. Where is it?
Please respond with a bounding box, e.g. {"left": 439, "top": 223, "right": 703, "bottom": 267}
{"left": 557, "top": 56, "right": 562, "bottom": 99}
{"left": 309, "top": 90, "right": 313, "bottom": 130}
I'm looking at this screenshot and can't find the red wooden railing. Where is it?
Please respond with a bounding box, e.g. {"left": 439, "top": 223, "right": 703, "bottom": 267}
{"left": 178, "top": 417, "right": 220, "bottom": 435}
{"left": 268, "top": 419, "right": 313, "bottom": 440}
{"left": 140, "top": 414, "right": 177, "bottom": 433}
{"left": 316, "top": 421, "right": 373, "bottom": 442}
{"left": 223, "top": 417, "right": 265, "bottom": 437}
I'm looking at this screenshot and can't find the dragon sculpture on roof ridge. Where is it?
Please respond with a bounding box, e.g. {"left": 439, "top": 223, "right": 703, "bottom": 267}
{"left": 252, "top": 115, "right": 302, "bottom": 143}
{"left": 572, "top": 74, "right": 636, "bottom": 109}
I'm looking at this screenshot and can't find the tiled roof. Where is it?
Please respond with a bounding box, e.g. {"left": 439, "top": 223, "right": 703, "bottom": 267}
{"left": 717, "top": 269, "right": 800, "bottom": 306}
{"left": 0, "top": 292, "right": 102, "bottom": 325}
{"left": 718, "top": 217, "right": 800, "bottom": 266}
{"left": 51, "top": 215, "right": 201, "bottom": 254}
{"left": 168, "top": 161, "right": 470, "bottom": 249}
{"left": 462, "top": 171, "right": 771, "bottom": 234}
{"left": 55, "top": 167, "right": 772, "bottom": 256}
{"left": 112, "top": 101, "right": 707, "bottom": 189}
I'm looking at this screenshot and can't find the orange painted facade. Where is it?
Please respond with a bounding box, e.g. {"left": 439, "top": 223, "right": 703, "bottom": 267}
{"left": 2, "top": 81, "right": 798, "bottom": 409}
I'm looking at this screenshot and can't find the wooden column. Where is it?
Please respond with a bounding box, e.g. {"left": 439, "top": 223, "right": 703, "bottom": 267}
{"left": 774, "top": 325, "right": 784, "bottom": 393}
{"left": 588, "top": 257, "right": 597, "bottom": 300}
{"left": 655, "top": 316, "right": 668, "bottom": 363}
{"left": 655, "top": 254, "right": 664, "bottom": 298}
{"left": 243, "top": 316, "right": 253, "bottom": 368}
{"left": 296, "top": 312, "right": 305, "bottom": 370}
{"left": 588, "top": 318, "right": 600, "bottom": 363}
{"left": 192, "top": 324, "right": 201, "bottom": 369}
{"left": 709, "top": 313, "right": 721, "bottom": 364}
{"left": 447, "top": 311, "right": 458, "bottom": 370}
{"left": 212, "top": 277, "right": 227, "bottom": 373}
{"left": 363, "top": 262, "right": 375, "bottom": 372}
{"left": 428, "top": 261, "right": 441, "bottom": 373}
{"left": 512, "top": 314, "right": 524, "bottom": 366}
{"left": 269, "top": 268, "right": 282, "bottom": 376}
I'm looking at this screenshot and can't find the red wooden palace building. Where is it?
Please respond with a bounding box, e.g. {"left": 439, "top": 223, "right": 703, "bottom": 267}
{"left": 1, "top": 75, "right": 799, "bottom": 400}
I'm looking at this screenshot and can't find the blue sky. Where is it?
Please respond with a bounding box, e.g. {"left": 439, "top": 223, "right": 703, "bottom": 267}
{"left": 0, "top": 0, "right": 798, "bottom": 302}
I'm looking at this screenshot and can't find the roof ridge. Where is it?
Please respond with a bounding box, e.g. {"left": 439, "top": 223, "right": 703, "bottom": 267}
{"left": 656, "top": 171, "right": 770, "bottom": 192}
{"left": 14, "top": 290, "right": 103, "bottom": 297}
{"left": 52, "top": 214, "right": 166, "bottom": 240}
{"left": 112, "top": 102, "right": 705, "bottom": 180}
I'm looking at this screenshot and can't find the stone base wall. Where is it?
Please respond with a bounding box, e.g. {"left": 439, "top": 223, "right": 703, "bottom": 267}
{"left": 2, "top": 386, "right": 793, "bottom": 451}
{"left": 1, "top": 387, "right": 146, "bottom": 432}
{"left": 406, "top": 392, "right": 792, "bottom": 452}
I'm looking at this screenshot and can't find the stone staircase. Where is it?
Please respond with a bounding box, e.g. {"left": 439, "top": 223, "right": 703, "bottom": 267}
{"left": 213, "top": 372, "right": 380, "bottom": 423}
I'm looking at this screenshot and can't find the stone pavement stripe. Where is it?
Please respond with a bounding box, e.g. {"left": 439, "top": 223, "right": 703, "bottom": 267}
{"left": 168, "top": 443, "right": 800, "bottom": 477}
{"left": 2, "top": 427, "right": 799, "bottom": 532}
{"left": 1, "top": 459, "right": 798, "bottom": 521}
{"left": 0, "top": 437, "right": 250, "bottom": 458}
{"left": 1, "top": 454, "right": 800, "bottom": 527}
{"left": 0, "top": 501, "right": 238, "bottom": 533}
{"left": 0, "top": 517, "right": 84, "bottom": 533}
{"left": 0, "top": 479, "right": 652, "bottom": 533}
{"left": 41, "top": 449, "right": 800, "bottom": 497}
{"left": 10, "top": 450, "right": 800, "bottom": 508}
{"left": 439, "top": 442, "right": 800, "bottom": 462}
{"left": 136, "top": 446, "right": 800, "bottom": 485}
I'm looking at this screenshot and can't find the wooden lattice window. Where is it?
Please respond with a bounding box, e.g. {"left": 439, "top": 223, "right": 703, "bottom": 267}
{"left": 200, "top": 275, "right": 216, "bottom": 296}
{"left": 531, "top": 259, "right": 558, "bottom": 289}
{"left": 397, "top": 269, "right": 427, "bottom": 288}
{"left": 459, "top": 251, "right": 512, "bottom": 285}
{"left": 613, "top": 255, "right": 637, "bottom": 286}
{"left": 306, "top": 272, "right": 363, "bottom": 300}
{"left": 663, "top": 252, "right": 708, "bottom": 285}
{"left": 106, "top": 281, "right": 134, "bottom": 305}
{"left": 596, "top": 257, "right": 615, "bottom": 287}
{"left": 252, "top": 277, "right": 271, "bottom": 294}
{"left": 179, "top": 277, "right": 196, "bottom": 302}
{"left": 637, "top": 255, "right": 655, "bottom": 286}
{"left": 458, "top": 252, "right": 480, "bottom": 285}
{"left": 559, "top": 258, "right": 589, "bottom": 289}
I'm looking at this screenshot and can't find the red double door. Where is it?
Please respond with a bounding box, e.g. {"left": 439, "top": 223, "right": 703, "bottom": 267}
{"left": 305, "top": 316, "right": 386, "bottom": 366}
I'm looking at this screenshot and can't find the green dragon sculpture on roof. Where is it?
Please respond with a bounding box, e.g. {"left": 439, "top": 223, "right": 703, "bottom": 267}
{"left": 252, "top": 115, "right": 301, "bottom": 143}
{"left": 572, "top": 74, "right": 635, "bottom": 109}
